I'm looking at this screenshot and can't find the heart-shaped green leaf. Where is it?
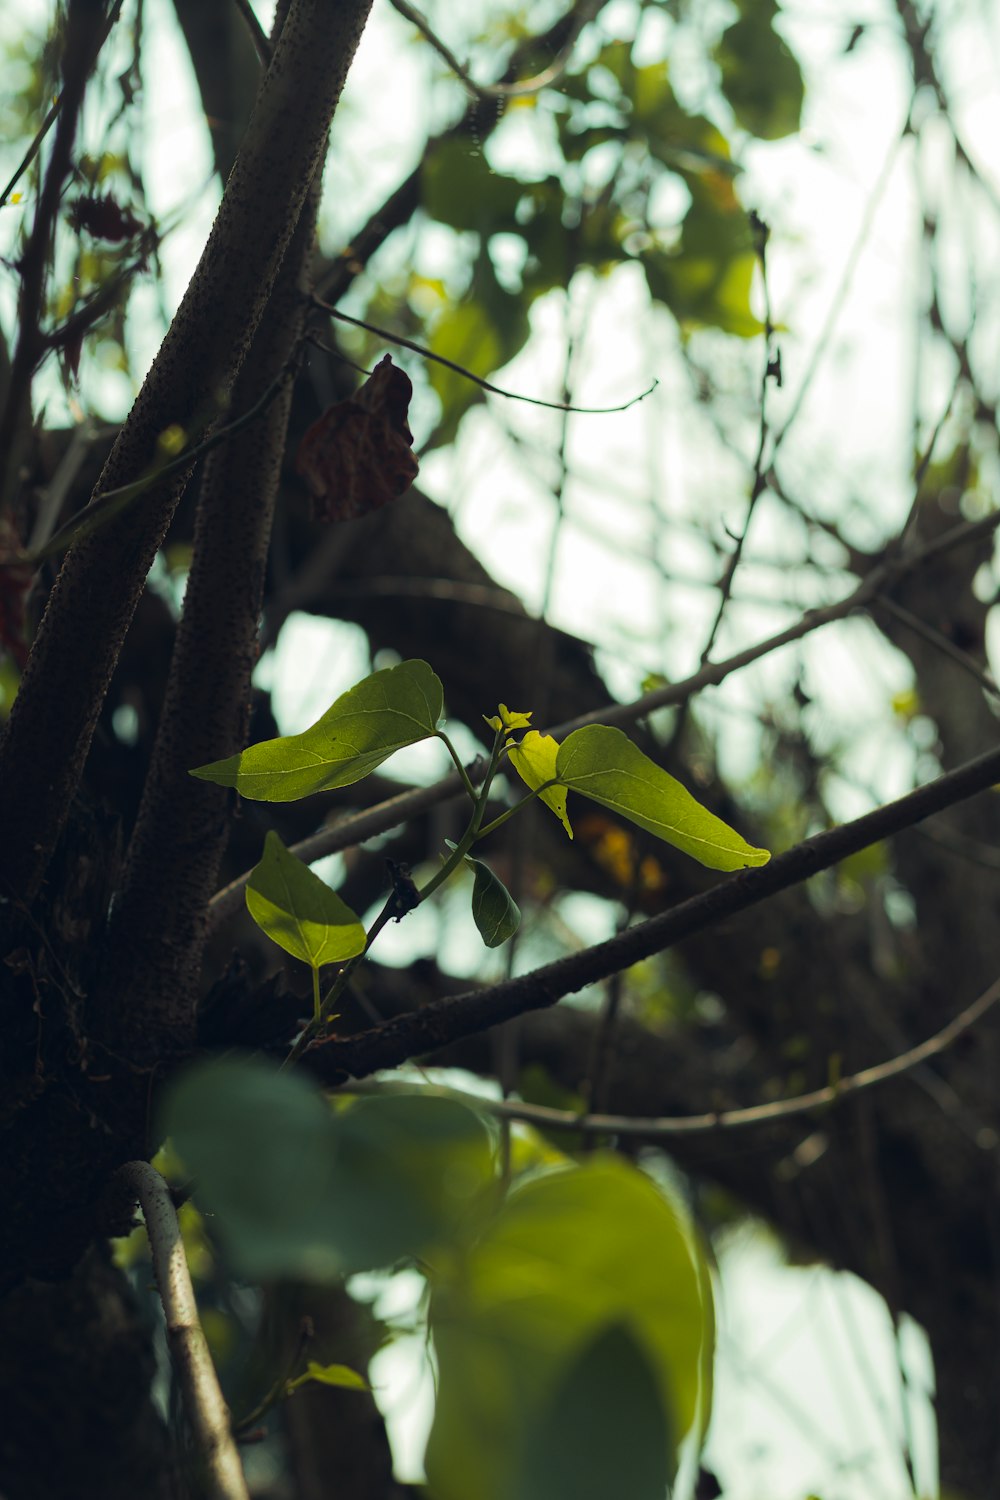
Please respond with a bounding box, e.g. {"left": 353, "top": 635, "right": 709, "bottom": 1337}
{"left": 190, "top": 659, "right": 443, "bottom": 802}
{"left": 245, "top": 830, "right": 366, "bottom": 969}
{"left": 466, "top": 855, "right": 520, "bottom": 948}
{"left": 556, "top": 724, "right": 770, "bottom": 870}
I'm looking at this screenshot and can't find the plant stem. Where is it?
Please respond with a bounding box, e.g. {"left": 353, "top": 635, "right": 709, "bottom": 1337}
{"left": 436, "top": 731, "right": 479, "bottom": 802}
{"left": 110, "top": 1162, "right": 249, "bottom": 1500}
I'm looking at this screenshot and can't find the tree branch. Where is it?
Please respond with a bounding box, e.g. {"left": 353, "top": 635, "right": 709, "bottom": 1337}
{"left": 303, "top": 736, "right": 1000, "bottom": 1082}
{"left": 98, "top": 171, "right": 324, "bottom": 1061}
{"left": 0, "top": 0, "right": 376, "bottom": 907}
{"left": 346, "top": 975, "right": 1000, "bottom": 1138}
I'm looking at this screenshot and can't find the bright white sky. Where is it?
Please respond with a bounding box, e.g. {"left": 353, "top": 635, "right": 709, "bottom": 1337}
{"left": 5, "top": 1, "right": 999, "bottom": 1495}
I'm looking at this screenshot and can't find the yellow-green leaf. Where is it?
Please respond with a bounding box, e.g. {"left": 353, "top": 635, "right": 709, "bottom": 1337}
{"left": 556, "top": 725, "right": 769, "bottom": 871}
{"left": 190, "top": 660, "right": 443, "bottom": 802}
{"left": 246, "top": 831, "right": 366, "bottom": 969}
{"left": 508, "top": 730, "right": 573, "bottom": 838}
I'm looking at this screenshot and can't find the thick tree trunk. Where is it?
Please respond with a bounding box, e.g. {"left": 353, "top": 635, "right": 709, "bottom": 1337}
{"left": 0, "top": 1247, "right": 185, "bottom": 1500}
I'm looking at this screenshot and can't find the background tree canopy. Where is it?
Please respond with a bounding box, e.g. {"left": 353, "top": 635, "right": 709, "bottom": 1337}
{"left": 1, "top": 1, "right": 999, "bottom": 1497}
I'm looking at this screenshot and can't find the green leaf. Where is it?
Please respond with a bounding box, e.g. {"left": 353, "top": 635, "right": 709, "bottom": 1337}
{"left": 161, "top": 1056, "right": 350, "bottom": 1282}
{"left": 287, "top": 1361, "right": 369, "bottom": 1394}
{"left": 190, "top": 659, "right": 443, "bottom": 802}
{"left": 426, "top": 1156, "right": 713, "bottom": 1500}
{"left": 466, "top": 856, "right": 520, "bottom": 948}
{"left": 161, "top": 1060, "right": 496, "bottom": 1280}
{"left": 507, "top": 730, "right": 573, "bottom": 838}
{"left": 328, "top": 1092, "right": 496, "bottom": 1273}
{"left": 421, "top": 137, "right": 523, "bottom": 234}
{"left": 245, "top": 831, "right": 365, "bottom": 969}
{"left": 643, "top": 177, "right": 763, "bottom": 338}
{"left": 517, "top": 1323, "right": 672, "bottom": 1500}
{"left": 556, "top": 724, "right": 770, "bottom": 870}
{"left": 715, "top": 0, "right": 804, "bottom": 141}
{"left": 427, "top": 251, "right": 530, "bottom": 449}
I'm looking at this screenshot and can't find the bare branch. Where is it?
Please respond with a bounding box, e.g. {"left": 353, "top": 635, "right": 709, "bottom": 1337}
{"left": 346, "top": 976, "right": 1000, "bottom": 1139}
{"left": 108, "top": 1163, "right": 250, "bottom": 1500}
{"left": 315, "top": 303, "right": 658, "bottom": 414}
{"left": 388, "top": 0, "right": 600, "bottom": 100}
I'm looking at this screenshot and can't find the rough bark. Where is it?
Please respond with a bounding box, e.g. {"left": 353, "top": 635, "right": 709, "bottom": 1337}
{"left": 0, "top": 0, "right": 375, "bottom": 906}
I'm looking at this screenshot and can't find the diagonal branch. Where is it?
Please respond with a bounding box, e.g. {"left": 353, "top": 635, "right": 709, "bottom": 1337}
{"left": 346, "top": 975, "right": 1000, "bottom": 1139}
{"left": 303, "top": 735, "right": 1000, "bottom": 1083}
{"left": 97, "top": 178, "right": 324, "bottom": 1061}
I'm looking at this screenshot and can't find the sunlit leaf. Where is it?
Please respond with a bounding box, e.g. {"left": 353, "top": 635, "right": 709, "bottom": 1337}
{"left": 190, "top": 659, "right": 443, "bottom": 802}
{"left": 556, "top": 724, "right": 770, "bottom": 870}
{"left": 245, "top": 831, "right": 365, "bottom": 969}
{"left": 507, "top": 730, "right": 573, "bottom": 838}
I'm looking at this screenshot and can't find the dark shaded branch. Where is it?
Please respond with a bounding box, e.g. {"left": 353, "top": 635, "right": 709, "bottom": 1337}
{"left": 304, "top": 736, "right": 1000, "bottom": 1081}
{"left": 352, "top": 975, "right": 1000, "bottom": 1139}
{"left": 97, "top": 172, "right": 323, "bottom": 1060}
{"left": 0, "top": 0, "right": 376, "bottom": 907}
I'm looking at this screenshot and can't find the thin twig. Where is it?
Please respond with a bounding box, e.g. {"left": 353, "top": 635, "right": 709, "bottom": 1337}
{"left": 388, "top": 0, "right": 598, "bottom": 100}
{"left": 340, "top": 974, "right": 1000, "bottom": 1138}
{"left": 0, "top": 96, "right": 62, "bottom": 210}
{"left": 231, "top": 0, "right": 271, "bottom": 63}
{"left": 314, "top": 299, "right": 657, "bottom": 414}
{"left": 671, "top": 213, "right": 778, "bottom": 748}
{"left": 769, "top": 107, "right": 912, "bottom": 459}
{"left": 110, "top": 1162, "right": 250, "bottom": 1500}
{"left": 875, "top": 593, "right": 1000, "bottom": 700}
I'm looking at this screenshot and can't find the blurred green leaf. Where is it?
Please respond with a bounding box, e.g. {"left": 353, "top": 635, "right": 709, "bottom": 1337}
{"left": 426, "top": 1156, "right": 713, "bottom": 1500}
{"left": 643, "top": 178, "right": 763, "bottom": 337}
{"left": 422, "top": 137, "right": 523, "bottom": 233}
{"left": 466, "top": 855, "right": 520, "bottom": 947}
{"left": 162, "top": 1056, "right": 349, "bottom": 1282}
{"left": 518, "top": 1323, "right": 672, "bottom": 1500}
{"left": 245, "top": 831, "right": 365, "bottom": 969}
{"left": 328, "top": 1092, "right": 496, "bottom": 1273}
{"left": 190, "top": 659, "right": 443, "bottom": 801}
{"left": 715, "top": 0, "right": 804, "bottom": 141}
{"left": 427, "top": 251, "right": 530, "bottom": 447}
{"left": 163, "top": 1062, "right": 496, "bottom": 1280}
{"left": 556, "top": 724, "right": 770, "bottom": 870}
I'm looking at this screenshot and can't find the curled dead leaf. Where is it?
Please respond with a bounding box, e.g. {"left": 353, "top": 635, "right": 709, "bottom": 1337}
{"left": 295, "top": 354, "right": 419, "bottom": 523}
